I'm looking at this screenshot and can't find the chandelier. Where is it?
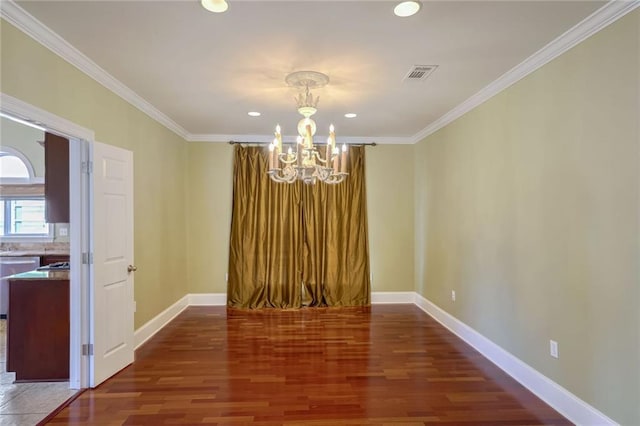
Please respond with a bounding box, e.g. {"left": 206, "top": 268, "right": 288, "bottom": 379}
{"left": 267, "top": 71, "right": 348, "bottom": 185}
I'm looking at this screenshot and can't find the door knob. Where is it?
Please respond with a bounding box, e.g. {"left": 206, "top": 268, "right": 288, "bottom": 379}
{"left": 127, "top": 265, "right": 138, "bottom": 273}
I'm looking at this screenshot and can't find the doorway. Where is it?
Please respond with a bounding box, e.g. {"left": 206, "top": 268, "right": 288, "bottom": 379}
{"left": 0, "top": 95, "right": 92, "bottom": 423}
{"left": 0, "top": 115, "right": 85, "bottom": 424}
{"left": 1, "top": 92, "right": 137, "bottom": 392}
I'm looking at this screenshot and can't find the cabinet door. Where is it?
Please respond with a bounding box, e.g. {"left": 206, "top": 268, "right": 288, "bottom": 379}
{"left": 40, "top": 255, "right": 70, "bottom": 266}
{"left": 7, "top": 279, "right": 70, "bottom": 381}
{"left": 44, "top": 133, "right": 70, "bottom": 223}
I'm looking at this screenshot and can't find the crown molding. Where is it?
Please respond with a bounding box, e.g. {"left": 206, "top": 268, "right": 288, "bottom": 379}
{"left": 3, "top": 0, "right": 636, "bottom": 145}
{"left": 411, "top": 0, "right": 640, "bottom": 144}
{"left": 0, "top": 0, "right": 189, "bottom": 140}
{"left": 186, "top": 133, "right": 413, "bottom": 144}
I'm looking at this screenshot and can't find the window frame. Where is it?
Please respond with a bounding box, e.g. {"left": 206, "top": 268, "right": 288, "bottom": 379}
{"left": 0, "top": 195, "right": 54, "bottom": 241}
{"left": 0, "top": 147, "right": 52, "bottom": 241}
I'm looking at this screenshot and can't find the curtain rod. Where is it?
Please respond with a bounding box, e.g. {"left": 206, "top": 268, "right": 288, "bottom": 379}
{"left": 228, "top": 141, "right": 377, "bottom": 147}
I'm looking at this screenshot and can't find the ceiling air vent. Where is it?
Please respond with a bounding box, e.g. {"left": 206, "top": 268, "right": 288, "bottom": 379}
{"left": 403, "top": 65, "right": 437, "bottom": 82}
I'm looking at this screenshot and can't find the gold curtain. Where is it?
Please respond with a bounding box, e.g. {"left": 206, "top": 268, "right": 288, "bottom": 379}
{"left": 227, "top": 146, "right": 303, "bottom": 308}
{"left": 301, "top": 146, "right": 370, "bottom": 306}
{"left": 227, "top": 145, "right": 370, "bottom": 309}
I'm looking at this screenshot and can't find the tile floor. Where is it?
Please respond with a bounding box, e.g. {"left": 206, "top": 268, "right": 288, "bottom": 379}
{"left": 0, "top": 320, "right": 77, "bottom": 426}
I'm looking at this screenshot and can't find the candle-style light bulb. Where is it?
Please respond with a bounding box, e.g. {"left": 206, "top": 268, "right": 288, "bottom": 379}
{"left": 329, "top": 124, "right": 336, "bottom": 151}
{"left": 305, "top": 119, "right": 313, "bottom": 149}
{"left": 295, "top": 136, "right": 303, "bottom": 166}
{"left": 268, "top": 143, "right": 275, "bottom": 170}
{"left": 274, "top": 125, "right": 283, "bottom": 149}
{"left": 325, "top": 136, "right": 332, "bottom": 163}
{"left": 288, "top": 146, "right": 293, "bottom": 155}
{"left": 340, "top": 143, "right": 348, "bottom": 173}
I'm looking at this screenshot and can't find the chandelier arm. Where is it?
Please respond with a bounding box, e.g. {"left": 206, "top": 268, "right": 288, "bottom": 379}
{"left": 268, "top": 167, "right": 297, "bottom": 183}
{"left": 322, "top": 173, "right": 347, "bottom": 185}
{"left": 311, "top": 150, "right": 328, "bottom": 164}
{"left": 277, "top": 152, "right": 298, "bottom": 165}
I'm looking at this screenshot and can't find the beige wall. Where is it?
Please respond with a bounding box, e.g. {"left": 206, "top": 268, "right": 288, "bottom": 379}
{"left": 366, "top": 145, "right": 414, "bottom": 291}
{"left": 1, "top": 20, "right": 189, "bottom": 329}
{"left": 186, "top": 143, "right": 415, "bottom": 294}
{"left": 186, "top": 142, "right": 233, "bottom": 293}
{"left": 414, "top": 11, "right": 639, "bottom": 425}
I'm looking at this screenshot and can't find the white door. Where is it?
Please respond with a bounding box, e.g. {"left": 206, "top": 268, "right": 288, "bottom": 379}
{"left": 90, "top": 141, "right": 134, "bottom": 387}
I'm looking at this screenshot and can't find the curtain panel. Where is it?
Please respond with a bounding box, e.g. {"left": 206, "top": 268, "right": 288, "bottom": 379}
{"left": 227, "top": 145, "right": 370, "bottom": 309}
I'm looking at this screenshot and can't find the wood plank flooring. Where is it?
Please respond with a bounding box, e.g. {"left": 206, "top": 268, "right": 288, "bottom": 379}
{"left": 46, "top": 305, "right": 571, "bottom": 425}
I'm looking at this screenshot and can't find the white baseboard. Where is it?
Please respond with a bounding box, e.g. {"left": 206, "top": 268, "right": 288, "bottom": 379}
{"left": 133, "top": 295, "right": 189, "bottom": 350}
{"left": 413, "top": 293, "right": 617, "bottom": 426}
{"left": 371, "top": 291, "right": 415, "bottom": 304}
{"left": 188, "top": 293, "right": 227, "bottom": 306}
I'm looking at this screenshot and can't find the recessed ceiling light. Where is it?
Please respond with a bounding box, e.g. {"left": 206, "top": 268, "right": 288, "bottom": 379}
{"left": 344, "top": 113, "right": 357, "bottom": 119}
{"left": 248, "top": 111, "right": 261, "bottom": 117}
{"left": 394, "top": 1, "right": 420, "bottom": 17}
{"left": 201, "top": 0, "right": 228, "bottom": 13}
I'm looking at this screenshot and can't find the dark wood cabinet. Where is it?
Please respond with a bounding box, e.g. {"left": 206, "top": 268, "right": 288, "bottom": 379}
{"left": 7, "top": 278, "right": 69, "bottom": 382}
{"left": 40, "top": 255, "right": 70, "bottom": 266}
{"left": 44, "top": 133, "right": 70, "bottom": 223}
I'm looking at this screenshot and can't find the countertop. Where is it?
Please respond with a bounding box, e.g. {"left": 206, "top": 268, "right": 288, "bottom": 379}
{"left": 6, "top": 269, "right": 70, "bottom": 281}
{"left": 0, "top": 251, "right": 70, "bottom": 257}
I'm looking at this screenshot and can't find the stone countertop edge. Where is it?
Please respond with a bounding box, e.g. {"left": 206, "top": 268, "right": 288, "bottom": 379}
{"left": 6, "top": 270, "right": 70, "bottom": 281}
{"left": 0, "top": 251, "right": 70, "bottom": 257}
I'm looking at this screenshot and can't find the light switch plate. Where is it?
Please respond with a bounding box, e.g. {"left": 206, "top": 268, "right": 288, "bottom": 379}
{"left": 550, "top": 340, "right": 559, "bottom": 358}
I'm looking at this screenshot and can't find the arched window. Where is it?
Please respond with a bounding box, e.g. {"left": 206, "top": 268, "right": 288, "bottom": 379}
{"left": 0, "top": 148, "right": 49, "bottom": 237}
{"left": 0, "top": 148, "right": 36, "bottom": 181}
{"left": 0, "top": 155, "right": 30, "bottom": 178}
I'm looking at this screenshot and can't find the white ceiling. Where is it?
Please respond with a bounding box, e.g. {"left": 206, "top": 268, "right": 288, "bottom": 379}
{"left": 14, "top": 1, "right": 605, "bottom": 143}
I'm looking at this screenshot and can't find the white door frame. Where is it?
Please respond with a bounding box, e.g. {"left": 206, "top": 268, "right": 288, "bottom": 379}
{"left": 1, "top": 93, "right": 93, "bottom": 389}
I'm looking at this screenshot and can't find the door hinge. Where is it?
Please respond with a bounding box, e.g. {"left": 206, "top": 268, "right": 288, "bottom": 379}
{"left": 82, "top": 252, "right": 94, "bottom": 265}
{"left": 82, "top": 343, "right": 94, "bottom": 356}
{"left": 81, "top": 161, "right": 93, "bottom": 174}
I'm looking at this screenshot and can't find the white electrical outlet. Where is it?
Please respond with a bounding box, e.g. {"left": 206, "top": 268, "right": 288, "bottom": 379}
{"left": 550, "top": 340, "right": 559, "bottom": 358}
{"left": 225, "top": 273, "right": 228, "bottom": 282}
{"left": 133, "top": 301, "right": 137, "bottom": 313}
{"left": 59, "top": 226, "right": 68, "bottom": 237}
{"left": 451, "top": 290, "right": 456, "bottom": 302}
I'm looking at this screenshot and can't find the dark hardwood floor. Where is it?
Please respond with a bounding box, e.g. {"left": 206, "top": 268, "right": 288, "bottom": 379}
{"left": 47, "top": 305, "right": 571, "bottom": 425}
